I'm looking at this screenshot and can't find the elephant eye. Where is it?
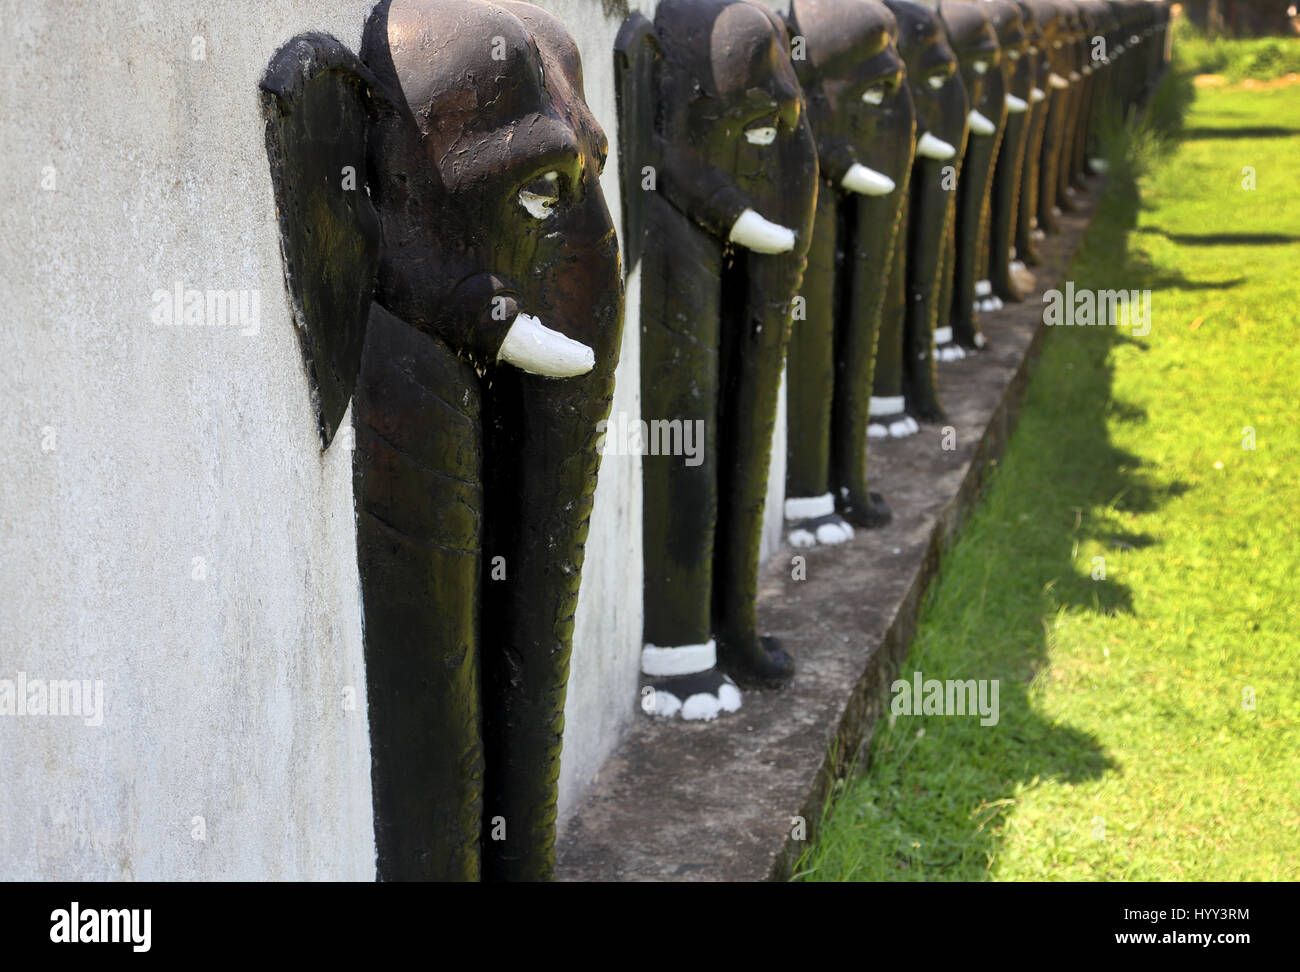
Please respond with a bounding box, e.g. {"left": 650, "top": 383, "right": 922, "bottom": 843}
{"left": 861, "top": 85, "right": 886, "bottom": 106}
{"left": 743, "top": 123, "right": 778, "bottom": 146}
{"left": 518, "top": 171, "right": 561, "bottom": 220}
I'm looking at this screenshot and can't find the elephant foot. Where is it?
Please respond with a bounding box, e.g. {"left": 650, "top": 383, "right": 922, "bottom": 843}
{"left": 787, "top": 513, "right": 855, "bottom": 548}
{"left": 973, "top": 282, "right": 1003, "bottom": 314}
{"left": 785, "top": 494, "right": 853, "bottom": 547}
{"left": 838, "top": 489, "right": 892, "bottom": 529}
{"left": 1032, "top": 226, "right": 1047, "bottom": 241}
{"left": 641, "top": 668, "right": 742, "bottom": 721}
{"left": 1009, "top": 260, "right": 1036, "bottom": 294}
{"left": 640, "top": 641, "right": 743, "bottom": 721}
{"left": 868, "top": 396, "right": 920, "bottom": 439}
{"left": 718, "top": 633, "right": 795, "bottom": 689}
{"left": 933, "top": 326, "right": 968, "bottom": 363}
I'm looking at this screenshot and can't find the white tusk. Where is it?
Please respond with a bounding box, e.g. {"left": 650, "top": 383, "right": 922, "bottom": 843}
{"left": 967, "top": 109, "right": 996, "bottom": 135}
{"left": 1068, "top": 70, "right": 1082, "bottom": 82}
{"left": 728, "top": 208, "right": 795, "bottom": 254}
{"left": 497, "top": 313, "right": 595, "bottom": 378}
{"left": 1049, "top": 72, "right": 1070, "bottom": 89}
{"left": 916, "top": 131, "right": 957, "bottom": 160}
{"left": 842, "top": 163, "right": 897, "bottom": 196}
{"left": 862, "top": 87, "right": 885, "bottom": 105}
{"left": 1081, "top": 64, "right": 1093, "bottom": 76}
{"left": 974, "top": 60, "right": 989, "bottom": 74}
{"left": 1005, "top": 93, "right": 1029, "bottom": 114}
{"left": 1030, "top": 87, "right": 1046, "bottom": 102}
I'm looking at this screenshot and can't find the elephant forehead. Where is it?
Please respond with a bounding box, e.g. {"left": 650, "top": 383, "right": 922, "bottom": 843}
{"left": 497, "top": 0, "right": 584, "bottom": 93}
{"left": 988, "top": 0, "right": 1025, "bottom": 37}
{"left": 706, "top": 2, "right": 796, "bottom": 99}
{"left": 377, "top": 0, "right": 544, "bottom": 129}
{"left": 789, "top": 0, "right": 890, "bottom": 76}
{"left": 886, "top": 1, "right": 942, "bottom": 50}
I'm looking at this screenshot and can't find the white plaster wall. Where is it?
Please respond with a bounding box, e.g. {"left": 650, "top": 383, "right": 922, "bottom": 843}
{"left": 553, "top": 0, "right": 646, "bottom": 822}
{"left": 0, "top": 0, "right": 789, "bottom": 875}
{"left": 0, "top": 0, "right": 391, "bottom": 880}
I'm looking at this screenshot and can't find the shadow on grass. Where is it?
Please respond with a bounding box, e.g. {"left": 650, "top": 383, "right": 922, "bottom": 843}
{"left": 1144, "top": 228, "right": 1300, "bottom": 247}
{"left": 1180, "top": 125, "right": 1300, "bottom": 140}
{"left": 797, "top": 71, "right": 1196, "bottom": 882}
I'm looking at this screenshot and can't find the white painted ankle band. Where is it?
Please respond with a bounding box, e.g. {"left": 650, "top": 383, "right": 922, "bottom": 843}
{"left": 785, "top": 492, "right": 835, "bottom": 520}
{"left": 934, "top": 326, "right": 953, "bottom": 344}
{"left": 975, "top": 279, "right": 992, "bottom": 297}
{"left": 641, "top": 640, "right": 717, "bottom": 677}
{"left": 870, "top": 395, "right": 905, "bottom": 417}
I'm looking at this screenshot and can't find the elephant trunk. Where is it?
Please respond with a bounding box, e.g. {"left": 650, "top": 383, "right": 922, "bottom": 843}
{"left": 480, "top": 210, "right": 624, "bottom": 882}
{"left": 785, "top": 183, "right": 840, "bottom": 502}
{"left": 989, "top": 76, "right": 1033, "bottom": 301}
{"left": 831, "top": 176, "right": 910, "bottom": 523}
{"left": 1016, "top": 71, "right": 1052, "bottom": 265}
{"left": 952, "top": 67, "right": 1007, "bottom": 349}
{"left": 354, "top": 304, "right": 485, "bottom": 882}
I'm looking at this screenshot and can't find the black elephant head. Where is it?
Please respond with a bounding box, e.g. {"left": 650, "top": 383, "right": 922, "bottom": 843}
{"left": 887, "top": 0, "right": 967, "bottom": 161}
{"left": 787, "top": 0, "right": 911, "bottom": 196}
{"left": 617, "top": 0, "right": 818, "bottom": 270}
{"left": 940, "top": 0, "right": 1001, "bottom": 141}
{"left": 260, "top": 0, "right": 623, "bottom": 882}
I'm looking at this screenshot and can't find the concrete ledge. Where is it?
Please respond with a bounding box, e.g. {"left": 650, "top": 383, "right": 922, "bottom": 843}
{"left": 556, "top": 190, "right": 1100, "bottom": 882}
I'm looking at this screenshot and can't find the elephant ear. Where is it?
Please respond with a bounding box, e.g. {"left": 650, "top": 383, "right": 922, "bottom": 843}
{"left": 613, "top": 13, "right": 659, "bottom": 278}
{"left": 260, "top": 33, "right": 384, "bottom": 449}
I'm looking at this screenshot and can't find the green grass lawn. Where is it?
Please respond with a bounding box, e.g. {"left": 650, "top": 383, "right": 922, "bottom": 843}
{"left": 797, "top": 59, "right": 1300, "bottom": 882}
{"left": 1171, "top": 16, "right": 1300, "bottom": 82}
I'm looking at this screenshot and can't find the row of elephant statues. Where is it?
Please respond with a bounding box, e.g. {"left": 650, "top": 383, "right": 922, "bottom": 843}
{"left": 259, "top": 0, "right": 1170, "bottom": 880}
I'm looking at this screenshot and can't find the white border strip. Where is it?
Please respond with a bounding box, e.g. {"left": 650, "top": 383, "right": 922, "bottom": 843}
{"left": 641, "top": 640, "right": 716, "bottom": 677}
{"left": 870, "top": 395, "right": 905, "bottom": 416}
{"left": 785, "top": 492, "right": 834, "bottom": 520}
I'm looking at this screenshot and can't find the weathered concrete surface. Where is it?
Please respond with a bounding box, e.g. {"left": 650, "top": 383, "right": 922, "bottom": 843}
{"left": 555, "top": 190, "right": 1101, "bottom": 881}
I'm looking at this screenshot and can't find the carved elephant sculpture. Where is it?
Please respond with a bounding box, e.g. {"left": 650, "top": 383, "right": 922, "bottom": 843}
{"left": 617, "top": 0, "right": 818, "bottom": 719}
{"left": 782, "top": 0, "right": 915, "bottom": 546}
{"left": 986, "top": 0, "right": 1039, "bottom": 302}
{"left": 260, "top": 0, "right": 623, "bottom": 881}
{"left": 933, "top": 0, "right": 998, "bottom": 360}
{"left": 869, "top": 0, "right": 967, "bottom": 435}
